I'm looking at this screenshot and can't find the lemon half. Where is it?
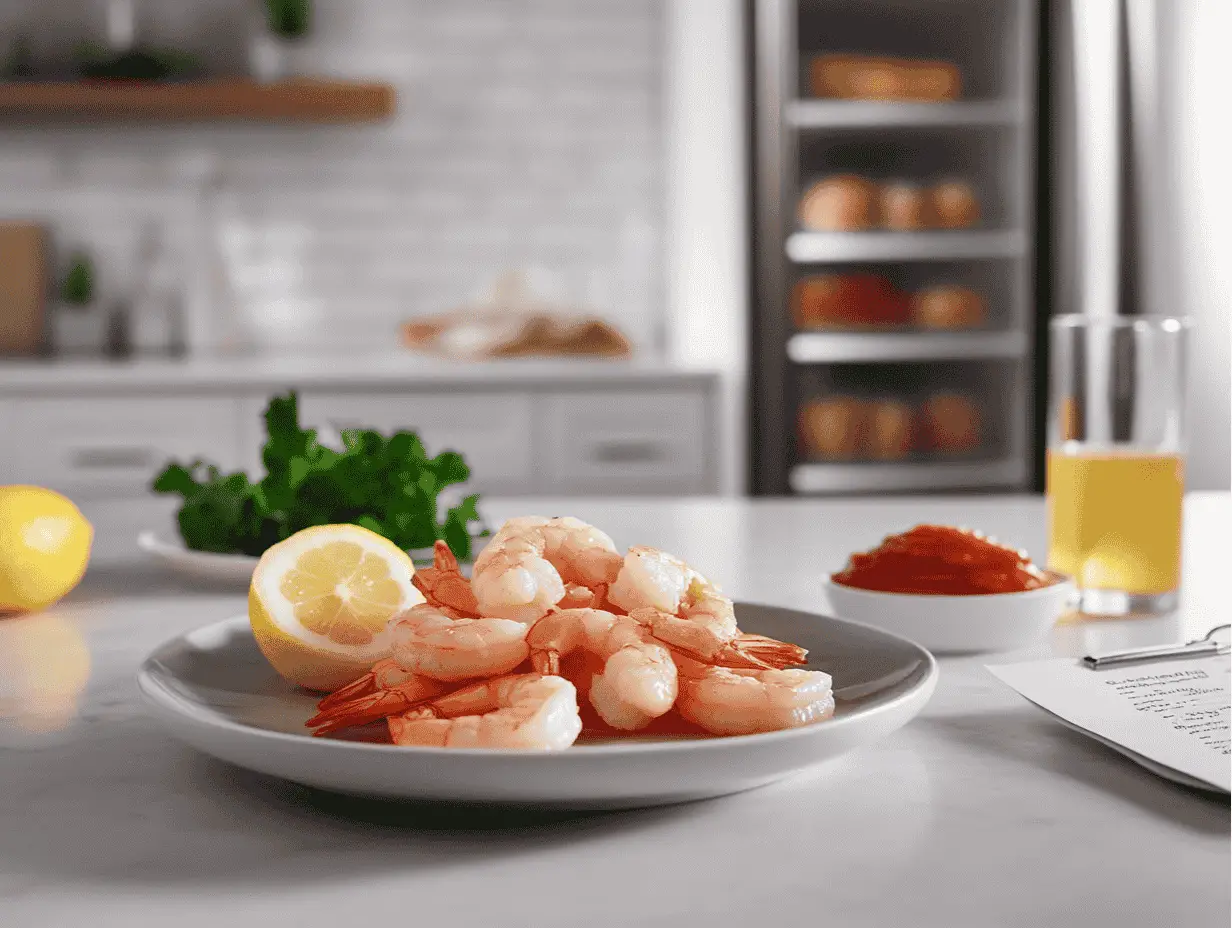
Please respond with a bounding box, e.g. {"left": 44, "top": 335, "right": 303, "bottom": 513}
{"left": 249, "top": 524, "right": 425, "bottom": 692}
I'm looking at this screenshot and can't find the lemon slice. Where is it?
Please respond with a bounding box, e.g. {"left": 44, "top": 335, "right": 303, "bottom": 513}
{"left": 249, "top": 524, "right": 425, "bottom": 692}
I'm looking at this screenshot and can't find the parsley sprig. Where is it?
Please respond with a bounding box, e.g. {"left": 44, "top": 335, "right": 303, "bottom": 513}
{"left": 152, "top": 392, "right": 484, "bottom": 560}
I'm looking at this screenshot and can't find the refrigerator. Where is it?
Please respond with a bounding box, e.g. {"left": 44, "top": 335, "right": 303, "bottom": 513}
{"left": 1049, "top": 0, "right": 1230, "bottom": 491}
{"left": 747, "top": 0, "right": 1228, "bottom": 496}
{"left": 748, "top": 0, "right": 1041, "bottom": 496}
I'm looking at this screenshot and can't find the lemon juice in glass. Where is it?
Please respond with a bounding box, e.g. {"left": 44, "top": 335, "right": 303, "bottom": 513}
{"left": 1046, "top": 315, "right": 1189, "bottom": 615}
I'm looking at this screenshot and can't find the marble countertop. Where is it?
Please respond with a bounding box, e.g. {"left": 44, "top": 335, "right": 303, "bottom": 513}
{"left": 0, "top": 354, "right": 718, "bottom": 394}
{"left": 2, "top": 494, "right": 1228, "bottom": 928}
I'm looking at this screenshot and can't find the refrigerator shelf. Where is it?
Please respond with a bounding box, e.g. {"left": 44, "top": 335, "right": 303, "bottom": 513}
{"left": 789, "top": 458, "right": 1028, "bottom": 494}
{"left": 786, "top": 230, "right": 1026, "bottom": 264}
{"left": 787, "top": 330, "right": 1028, "bottom": 364}
{"left": 786, "top": 99, "right": 1024, "bottom": 129}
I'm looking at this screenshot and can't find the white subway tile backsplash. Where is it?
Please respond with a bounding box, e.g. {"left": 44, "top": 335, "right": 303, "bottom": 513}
{"left": 0, "top": 0, "right": 663, "bottom": 355}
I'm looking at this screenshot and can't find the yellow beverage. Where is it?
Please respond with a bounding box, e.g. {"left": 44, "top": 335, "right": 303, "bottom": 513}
{"left": 1047, "top": 450, "right": 1184, "bottom": 594}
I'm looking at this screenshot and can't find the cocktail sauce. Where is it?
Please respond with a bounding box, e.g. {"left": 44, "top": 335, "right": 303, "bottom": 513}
{"left": 832, "top": 525, "right": 1050, "bottom": 595}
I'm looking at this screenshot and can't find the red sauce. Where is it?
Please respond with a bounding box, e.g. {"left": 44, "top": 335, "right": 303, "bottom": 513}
{"left": 832, "top": 524, "right": 1050, "bottom": 595}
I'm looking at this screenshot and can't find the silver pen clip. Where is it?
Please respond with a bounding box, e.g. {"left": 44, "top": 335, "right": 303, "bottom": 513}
{"left": 1083, "top": 624, "right": 1232, "bottom": 669}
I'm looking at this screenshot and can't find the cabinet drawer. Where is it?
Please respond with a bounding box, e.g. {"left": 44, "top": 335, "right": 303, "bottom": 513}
{"left": 9, "top": 396, "right": 242, "bottom": 497}
{"left": 295, "top": 392, "right": 535, "bottom": 493}
{"left": 542, "top": 390, "right": 715, "bottom": 494}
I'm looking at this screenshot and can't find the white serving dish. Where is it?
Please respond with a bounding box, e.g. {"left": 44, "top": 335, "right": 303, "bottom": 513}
{"left": 137, "top": 604, "right": 937, "bottom": 810}
{"left": 137, "top": 531, "right": 259, "bottom": 584}
{"left": 137, "top": 531, "right": 474, "bottom": 585}
{"left": 823, "top": 573, "right": 1075, "bottom": 654}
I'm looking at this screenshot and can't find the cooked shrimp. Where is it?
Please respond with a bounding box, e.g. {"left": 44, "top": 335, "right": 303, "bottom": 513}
{"left": 611, "top": 548, "right": 806, "bottom": 669}
{"left": 306, "top": 602, "right": 530, "bottom": 734}
{"left": 412, "top": 540, "right": 480, "bottom": 617}
{"left": 390, "top": 602, "right": 530, "bottom": 682}
{"left": 471, "top": 533, "right": 565, "bottom": 623}
{"left": 528, "top": 608, "right": 677, "bottom": 731}
{"left": 673, "top": 653, "right": 835, "bottom": 736}
{"left": 536, "top": 516, "right": 624, "bottom": 588}
{"left": 470, "top": 517, "right": 622, "bottom": 623}
{"left": 307, "top": 658, "right": 450, "bottom": 735}
{"left": 607, "top": 545, "right": 692, "bottom": 614}
{"left": 388, "top": 673, "right": 582, "bottom": 750}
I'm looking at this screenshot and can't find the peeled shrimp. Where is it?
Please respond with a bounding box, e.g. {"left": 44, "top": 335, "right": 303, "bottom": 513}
{"left": 528, "top": 608, "right": 677, "bottom": 731}
{"left": 611, "top": 547, "right": 807, "bottom": 669}
{"left": 390, "top": 602, "right": 530, "bottom": 682}
{"left": 607, "top": 545, "right": 693, "bottom": 614}
{"left": 673, "top": 653, "right": 835, "bottom": 736}
{"left": 305, "top": 602, "right": 529, "bottom": 734}
{"left": 471, "top": 517, "right": 623, "bottom": 623}
{"left": 388, "top": 673, "right": 582, "bottom": 750}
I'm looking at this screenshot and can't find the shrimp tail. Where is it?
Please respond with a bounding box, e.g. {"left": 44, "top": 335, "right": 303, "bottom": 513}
{"left": 314, "top": 669, "right": 381, "bottom": 711}
{"left": 531, "top": 650, "right": 561, "bottom": 675}
{"left": 722, "top": 633, "right": 809, "bottom": 670}
{"left": 307, "top": 680, "right": 445, "bottom": 736}
{"left": 668, "top": 634, "right": 808, "bottom": 671}
{"left": 413, "top": 540, "right": 481, "bottom": 616}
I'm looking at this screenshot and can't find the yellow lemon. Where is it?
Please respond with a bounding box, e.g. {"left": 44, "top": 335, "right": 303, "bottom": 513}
{"left": 0, "top": 486, "right": 93, "bottom": 614}
{"left": 249, "top": 524, "right": 425, "bottom": 692}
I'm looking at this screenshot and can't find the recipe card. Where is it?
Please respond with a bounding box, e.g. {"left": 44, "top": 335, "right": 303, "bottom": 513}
{"left": 988, "top": 655, "right": 1231, "bottom": 793}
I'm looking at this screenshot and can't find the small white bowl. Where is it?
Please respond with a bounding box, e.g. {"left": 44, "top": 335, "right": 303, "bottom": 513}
{"left": 823, "top": 573, "right": 1075, "bottom": 655}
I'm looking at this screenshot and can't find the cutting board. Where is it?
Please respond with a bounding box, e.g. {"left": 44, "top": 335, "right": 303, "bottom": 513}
{"left": 0, "top": 222, "right": 47, "bottom": 355}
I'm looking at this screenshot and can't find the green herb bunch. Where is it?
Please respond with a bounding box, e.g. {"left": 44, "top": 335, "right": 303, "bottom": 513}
{"left": 152, "top": 392, "right": 484, "bottom": 560}
{"left": 61, "top": 253, "right": 95, "bottom": 307}
{"left": 265, "top": 0, "right": 312, "bottom": 40}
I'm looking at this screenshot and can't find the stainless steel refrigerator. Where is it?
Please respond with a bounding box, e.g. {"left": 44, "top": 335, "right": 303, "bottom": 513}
{"left": 747, "top": 0, "right": 1228, "bottom": 496}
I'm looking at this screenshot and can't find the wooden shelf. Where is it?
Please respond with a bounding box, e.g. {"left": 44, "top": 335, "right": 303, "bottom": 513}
{"left": 0, "top": 79, "right": 396, "bottom": 124}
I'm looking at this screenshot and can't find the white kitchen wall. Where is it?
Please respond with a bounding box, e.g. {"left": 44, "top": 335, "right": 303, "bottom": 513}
{"left": 0, "top": 0, "right": 664, "bottom": 354}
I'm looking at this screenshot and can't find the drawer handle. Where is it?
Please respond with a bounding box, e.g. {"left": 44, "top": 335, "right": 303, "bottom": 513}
{"left": 69, "top": 447, "right": 156, "bottom": 470}
{"left": 587, "top": 440, "right": 670, "bottom": 464}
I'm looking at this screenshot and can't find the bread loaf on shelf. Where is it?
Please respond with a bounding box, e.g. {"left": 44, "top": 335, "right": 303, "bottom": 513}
{"left": 879, "top": 181, "right": 931, "bottom": 231}
{"left": 792, "top": 274, "right": 909, "bottom": 329}
{"left": 865, "top": 399, "right": 915, "bottom": 461}
{"left": 920, "top": 392, "right": 982, "bottom": 453}
{"left": 910, "top": 286, "right": 987, "bottom": 329}
{"left": 930, "top": 180, "right": 981, "bottom": 229}
{"left": 798, "top": 397, "right": 867, "bottom": 460}
{"left": 809, "top": 54, "right": 962, "bottom": 102}
{"left": 798, "top": 175, "right": 879, "bottom": 231}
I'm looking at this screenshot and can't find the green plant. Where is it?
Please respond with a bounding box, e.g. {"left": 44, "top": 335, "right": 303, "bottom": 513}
{"left": 265, "top": 0, "right": 312, "bottom": 40}
{"left": 60, "top": 254, "right": 95, "bottom": 307}
{"left": 152, "top": 392, "right": 485, "bottom": 560}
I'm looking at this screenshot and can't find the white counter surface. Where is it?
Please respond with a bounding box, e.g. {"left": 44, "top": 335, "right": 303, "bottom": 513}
{"left": 1, "top": 494, "right": 1227, "bottom": 927}
{"left": 0, "top": 354, "right": 718, "bottom": 393}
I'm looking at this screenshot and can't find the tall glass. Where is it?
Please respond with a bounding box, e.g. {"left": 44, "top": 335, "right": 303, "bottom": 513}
{"left": 1047, "top": 315, "right": 1190, "bottom": 615}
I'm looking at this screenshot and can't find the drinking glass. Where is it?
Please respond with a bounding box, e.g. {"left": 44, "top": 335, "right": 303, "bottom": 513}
{"left": 1047, "top": 315, "right": 1190, "bottom": 615}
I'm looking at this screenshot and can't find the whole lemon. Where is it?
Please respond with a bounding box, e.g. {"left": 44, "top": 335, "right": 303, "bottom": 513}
{"left": 0, "top": 486, "right": 93, "bottom": 614}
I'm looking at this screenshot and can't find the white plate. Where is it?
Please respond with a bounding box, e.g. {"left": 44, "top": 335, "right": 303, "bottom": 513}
{"left": 824, "top": 574, "right": 1076, "bottom": 654}
{"left": 137, "top": 605, "right": 937, "bottom": 810}
{"left": 137, "top": 531, "right": 259, "bottom": 584}
{"left": 137, "top": 531, "right": 469, "bottom": 586}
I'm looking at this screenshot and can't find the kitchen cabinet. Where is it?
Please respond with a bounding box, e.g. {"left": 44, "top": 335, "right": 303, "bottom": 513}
{"left": 541, "top": 390, "right": 714, "bottom": 494}
{"left": 9, "top": 396, "right": 244, "bottom": 498}
{"left": 0, "top": 358, "right": 721, "bottom": 563}
{"left": 289, "top": 392, "right": 537, "bottom": 495}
